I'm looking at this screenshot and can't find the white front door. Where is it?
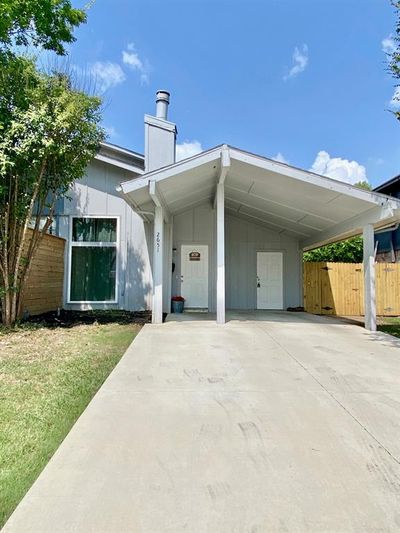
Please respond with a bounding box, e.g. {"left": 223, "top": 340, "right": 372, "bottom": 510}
{"left": 257, "top": 252, "right": 283, "bottom": 310}
{"left": 181, "top": 245, "right": 209, "bottom": 308}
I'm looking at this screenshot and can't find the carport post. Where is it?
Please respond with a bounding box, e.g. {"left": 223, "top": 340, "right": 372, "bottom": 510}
{"left": 216, "top": 182, "right": 225, "bottom": 324}
{"left": 152, "top": 205, "right": 164, "bottom": 324}
{"left": 363, "top": 224, "right": 377, "bottom": 331}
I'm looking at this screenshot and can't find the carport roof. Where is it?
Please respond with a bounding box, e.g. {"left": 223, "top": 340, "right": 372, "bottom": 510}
{"left": 120, "top": 144, "right": 400, "bottom": 250}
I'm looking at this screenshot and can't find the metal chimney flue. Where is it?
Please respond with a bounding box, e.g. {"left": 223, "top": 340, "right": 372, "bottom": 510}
{"left": 155, "top": 90, "right": 170, "bottom": 120}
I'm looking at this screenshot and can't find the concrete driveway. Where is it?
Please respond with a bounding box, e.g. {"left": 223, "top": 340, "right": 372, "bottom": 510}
{"left": 4, "top": 311, "right": 400, "bottom": 532}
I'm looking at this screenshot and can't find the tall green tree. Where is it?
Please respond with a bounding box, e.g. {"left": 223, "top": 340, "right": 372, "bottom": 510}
{"left": 0, "top": 0, "right": 86, "bottom": 55}
{"left": 388, "top": 1, "right": 400, "bottom": 119}
{"left": 0, "top": 55, "right": 104, "bottom": 326}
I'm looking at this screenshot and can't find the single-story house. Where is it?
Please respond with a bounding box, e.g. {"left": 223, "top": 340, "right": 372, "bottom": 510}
{"left": 374, "top": 174, "right": 400, "bottom": 262}
{"left": 54, "top": 90, "right": 400, "bottom": 331}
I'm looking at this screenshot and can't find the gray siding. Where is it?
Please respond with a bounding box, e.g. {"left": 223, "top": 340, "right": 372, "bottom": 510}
{"left": 172, "top": 204, "right": 301, "bottom": 312}
{"left": 57, "top": 162, "right": 302, "bottom": 313}
{"left": 172, "top": 204, "right": 217, "bottom": 311}
{"left": 58, "top": 160, "right": 153, "bottom": 311}
{"left": 226, "top": 214, "right": 301, "bottom": 309}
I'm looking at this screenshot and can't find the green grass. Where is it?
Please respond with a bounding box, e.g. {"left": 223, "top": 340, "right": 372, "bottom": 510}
{"left": 378, "top": 317, "right": 400, "bottom": 338}
{"left": 0, "top": 321, "right": 140, "bottom": 527}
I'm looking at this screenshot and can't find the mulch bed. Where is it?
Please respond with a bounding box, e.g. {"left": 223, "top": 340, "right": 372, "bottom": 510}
{"left": 24, "top": 309, "right": 152, "bottom": 328}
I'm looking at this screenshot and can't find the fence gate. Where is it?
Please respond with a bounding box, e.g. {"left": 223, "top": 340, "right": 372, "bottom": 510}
{"left": 303, "top": 262, "right": 400, "bottom": 316}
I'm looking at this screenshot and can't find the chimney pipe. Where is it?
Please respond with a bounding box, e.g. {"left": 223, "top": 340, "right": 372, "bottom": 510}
{"left": 155, "top": 90, "right": 170, "bottom": 120}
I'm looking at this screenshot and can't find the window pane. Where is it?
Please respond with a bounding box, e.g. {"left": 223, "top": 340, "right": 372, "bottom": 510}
{"left": 70, "top": 247, "right": 116, "bottom": 301}
{"left": 72, "top": 218, "right": 117, "bottom": 242}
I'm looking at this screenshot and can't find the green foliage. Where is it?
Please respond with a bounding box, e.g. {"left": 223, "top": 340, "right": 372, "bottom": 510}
{"left": 0, "top": 53, "right": 104, "bottom": 325}
{"left": 0, "top": 0, "right": 86, "bottom": 55}
{"left": 303, "top": 236, "right": 364, "bottom": 263}
{"left": 355, "top": 180, "right": 372, "bottom": 190}
{"left": 388, "top": 1, "right": 400, "bottom": 120}
{"left": 0, "top": 53, "right": 104, "bottom": 218}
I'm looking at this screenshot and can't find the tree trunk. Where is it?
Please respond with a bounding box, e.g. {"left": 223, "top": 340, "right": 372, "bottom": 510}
{"left": 1, "top": 162, "right": 48, "bottom": 326}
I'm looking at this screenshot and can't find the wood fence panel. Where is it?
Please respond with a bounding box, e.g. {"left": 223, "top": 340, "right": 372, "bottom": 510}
{"left": 376, "top": 263, "right": 400, "bottom": 316}
{"left": 320, "top": 264, "right": 335, "bottom": 315}
{"left": 303, "top": 262, "right": 321, "bottom": 314}
{"left": 21, "top": 230, "right": 66, "bottom": 317}
{"left": 304, "top": 262, "right": 400, "bottom": 317}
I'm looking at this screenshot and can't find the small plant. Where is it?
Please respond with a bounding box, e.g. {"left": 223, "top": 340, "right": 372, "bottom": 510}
{"left": 171, "top": 295, "right": 185, "bottom": 302}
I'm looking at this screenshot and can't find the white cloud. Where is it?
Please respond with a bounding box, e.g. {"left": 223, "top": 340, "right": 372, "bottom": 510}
{"left": 284, "top": 44, "right": 309, "bottom": 80}
{"left": 390, "top": 86, "right": 400, "bottom": 108}
{"left": 122, "top": 43, "right": 150, "bottom": 85}
{"left": 176, "top": 140, "right": 203, "bottom": 161}
{"left": 273, "top": 152, "right": 289, "bottom": 164}
{"left": 104, "top": 125, "right": 118, "bottom": 139}
{"left": 89, "top": 61, "right": 126, "bottom": 92}
{"left": 382, "top": 34, "right": 396, "bottom": 55}
{"left": 310, "top": 150, "right": 367, "bottom": 185}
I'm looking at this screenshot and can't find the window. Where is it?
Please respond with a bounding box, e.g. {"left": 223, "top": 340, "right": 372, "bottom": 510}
{"left": 69, "top": 217, "right": 118, "bottom": 302}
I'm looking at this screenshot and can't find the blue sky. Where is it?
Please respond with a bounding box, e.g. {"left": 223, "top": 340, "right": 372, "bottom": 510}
{"left": 68, "top": 0, "right": 399, "bottom": 187}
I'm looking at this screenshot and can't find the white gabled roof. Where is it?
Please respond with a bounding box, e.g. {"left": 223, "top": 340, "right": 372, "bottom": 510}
{"left": 120, "top": 144, "right": 400, "bottom": 250}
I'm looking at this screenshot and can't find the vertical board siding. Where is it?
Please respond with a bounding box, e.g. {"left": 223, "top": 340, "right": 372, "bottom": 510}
{"left": 21, "top": 230, "right": 66, "bottom": 316}
{"left": 60, "top": 160, "right": 153, "bottom": 312}
{"left": 304, "top": 262, "right": 400, "bottom": 316}
{"left": 225, "top": 214, "right": 301, "bottom": 310}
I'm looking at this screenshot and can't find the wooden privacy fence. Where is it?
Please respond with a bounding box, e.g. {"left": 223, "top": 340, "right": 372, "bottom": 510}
{"left": 304, "top": 262, "right": 400, "bottom": 316}
{"left": 21, "top": 230, "right": 66, "bottom": 317}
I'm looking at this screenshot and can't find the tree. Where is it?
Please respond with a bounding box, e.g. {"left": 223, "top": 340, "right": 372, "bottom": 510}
{"left": 388, "top": 1, "right": 400, "bottom": 120}
{"left": 303, "top": 236, "right": 363, "bottom": 263}
{"left": 0, "top": 0, "right": 86, "bottom": 55}
{"left": 303, "top": 181, "right": 371, "bottom": 263}
{"left": 0, "top": 54, "right": 104, "bottom": 326}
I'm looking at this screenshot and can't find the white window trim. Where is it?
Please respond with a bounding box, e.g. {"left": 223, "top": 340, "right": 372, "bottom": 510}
{"left": 67, "top": 215, "right": 120, "bottom": 304}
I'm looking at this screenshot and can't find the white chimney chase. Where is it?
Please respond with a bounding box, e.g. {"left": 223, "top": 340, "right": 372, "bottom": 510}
{"left": 144, "top": 90, "right": 177, "bottom": 172}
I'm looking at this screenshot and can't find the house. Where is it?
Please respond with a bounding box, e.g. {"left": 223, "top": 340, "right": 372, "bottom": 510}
{"left": 373, "top": 175, "right": 400, "bottom": 262}
{"left": 55, "top": 90, "right": 400, "bottom": 331}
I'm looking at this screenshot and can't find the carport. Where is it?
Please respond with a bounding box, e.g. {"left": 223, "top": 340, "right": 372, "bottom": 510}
{"left": 121, "top": 145, "right": 400, "bottom": 330}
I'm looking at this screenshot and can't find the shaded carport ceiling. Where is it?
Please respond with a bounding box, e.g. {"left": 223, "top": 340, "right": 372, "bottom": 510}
{"left": 120, "top": 145, "right": 400, "bottom": 249}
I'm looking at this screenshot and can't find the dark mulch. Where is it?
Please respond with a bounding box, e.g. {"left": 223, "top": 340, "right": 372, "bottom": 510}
{"left": 24, "top": 309, "right": 152, "bottom": 329}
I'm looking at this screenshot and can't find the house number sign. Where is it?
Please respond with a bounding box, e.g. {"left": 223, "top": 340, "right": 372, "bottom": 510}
{"left": 156, "top": 231, "right": 161, "bottom": 253}
{"left": 189, "top": 251, "right": 201, "bottom": 261}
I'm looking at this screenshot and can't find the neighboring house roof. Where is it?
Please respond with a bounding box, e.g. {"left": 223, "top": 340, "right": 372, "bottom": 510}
{"left": 374, "top": 174, "right": 400, "bottom": 195}
{"left": 95, "top": 142, "right": 145, "bottom": 174}
{"left": 120, "top": 144, "right": 400, "bottom": 250}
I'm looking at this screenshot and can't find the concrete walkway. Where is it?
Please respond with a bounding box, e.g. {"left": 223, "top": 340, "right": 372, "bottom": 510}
{"left": 4, "top": 311, "right": 400, "bottom": 532}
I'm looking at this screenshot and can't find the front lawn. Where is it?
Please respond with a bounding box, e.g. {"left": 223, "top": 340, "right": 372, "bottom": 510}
{"left": 378, "top": 316, "right": 400, "bottom": 338}
{"left": 0, "top": 315, "right": 142, "bottom": 527}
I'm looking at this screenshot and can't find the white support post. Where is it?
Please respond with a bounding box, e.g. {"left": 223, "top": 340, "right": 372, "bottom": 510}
{"left": 363, "top": 224, "right": 377, "bottom": 331}
{"left": 299, "top": 247, "right": 304, "bottom": 308}
{"left": 152, "top": 205, "right": 164, "bottom": 324}
{"left": 216, "top": 183, "right": 225, "bottom": 324}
